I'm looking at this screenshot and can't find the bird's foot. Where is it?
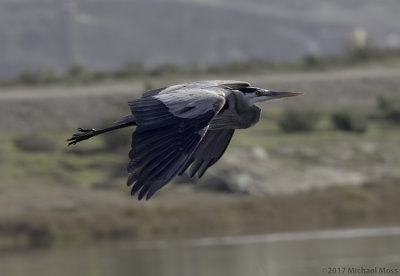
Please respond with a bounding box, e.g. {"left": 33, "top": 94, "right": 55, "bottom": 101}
{"left": 67, "top": 128, "right": 97, "bottom": 146}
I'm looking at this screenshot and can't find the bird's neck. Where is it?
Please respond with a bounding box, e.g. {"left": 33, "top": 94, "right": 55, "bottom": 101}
{"left": 232, "top": 91, "right": 254, "bottom": 110}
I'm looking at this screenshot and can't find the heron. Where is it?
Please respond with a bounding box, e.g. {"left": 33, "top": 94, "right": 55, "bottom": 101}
{"left": 67, "top": 80, "right": 302, "bottom": 200}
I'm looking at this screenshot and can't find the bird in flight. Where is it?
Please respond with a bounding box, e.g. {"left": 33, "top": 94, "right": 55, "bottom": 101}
{"left": 67, "top": 80, "right": 301, "bottom": 200}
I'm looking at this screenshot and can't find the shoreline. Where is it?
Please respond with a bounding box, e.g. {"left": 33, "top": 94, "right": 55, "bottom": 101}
{"left": 1, "top": 179, "right": 400, "bottom": 251}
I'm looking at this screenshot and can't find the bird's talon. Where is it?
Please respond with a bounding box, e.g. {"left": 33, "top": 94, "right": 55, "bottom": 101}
{"left": 77, "top": 128, "right": 95, "bottom": 133}
{"left": 67, "top": 127, "right": 97, "bottom": 146}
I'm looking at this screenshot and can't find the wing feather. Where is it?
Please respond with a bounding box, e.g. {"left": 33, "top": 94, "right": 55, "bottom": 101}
{"left": 182, "top": 129, "right": 235, "bottom": 178}
{"left": 126, "top": 87, "right": 225, "bottom": 199}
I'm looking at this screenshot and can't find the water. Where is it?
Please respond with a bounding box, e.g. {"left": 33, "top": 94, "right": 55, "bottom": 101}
{"left": 2, "top": 226, "right": 400, "bottom": 276}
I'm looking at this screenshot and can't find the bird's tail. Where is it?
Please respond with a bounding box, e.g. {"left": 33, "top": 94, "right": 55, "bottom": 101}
{"left": 114, "top": 114, "right": 136, "bottom": 125}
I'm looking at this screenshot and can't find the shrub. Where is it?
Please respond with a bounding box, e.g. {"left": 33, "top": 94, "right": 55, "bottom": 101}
{"left": 17, "top": 70, "right": 58, "bottom": 85}
{"left": 385, "top": 107, "right": 400, "bottom": 124}
{"left": 113, "top": 62, "right": 145, "bottom": 79}
{"left": 149, "top": 64, "right": 185, "bottom": 77}
{"left": 14, "top": 133, "right": 57, "bottom": 152}
{"left": 376, "top": 95, "right": 400, "bottom": 125}
{"left": 278, "top": 109, "right": 320, "bottom": 133}
{"left": 377, "top": 95, "right": 391, "bottom": 111}
{"left": 66, "top": 65, "right": 95, "bottom": 83}
{"left": 67, "top": 65, "right": 87, "bottom": 78}
{"left": 302, "top": 54, "right": 324, "bottom": 69}
{"left": 331, "top": 110, "right": 367, "bottom": 133}
{"left": 91, "top": 71, "right": 110, "bottom": 81}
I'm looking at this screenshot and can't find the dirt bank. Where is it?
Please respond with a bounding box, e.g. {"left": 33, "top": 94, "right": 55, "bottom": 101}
{"left": 1, "top": 66, "right": 400, "bottom": 131}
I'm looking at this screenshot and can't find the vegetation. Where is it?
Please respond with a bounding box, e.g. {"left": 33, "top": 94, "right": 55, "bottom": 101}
{"left": 331, "top": 110, "right": 368, "bottom": 133}
{"left": 14, "top": 133, "right": 58, "bottom": 152}
{"left": 1, "top": 48, "right": 400, "bottom": 87}
{"left": 278, "top": 109, "right": 320, "bottom": 133}
{"left": 377, "top": 95, "right": 400, "bottom": 125}
{"left": 1, "top": 49, "right": 400, "bottom": 251}
{"left": 1, "top": 176, "right": 399, "bottom": 249}
{"left": 1, "top": 94, "right": 400, "bottom": 249}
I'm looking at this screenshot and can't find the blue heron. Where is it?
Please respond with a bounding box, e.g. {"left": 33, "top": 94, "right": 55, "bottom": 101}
{"left": 67, "top": 80, "right": 302, "bottom": 199}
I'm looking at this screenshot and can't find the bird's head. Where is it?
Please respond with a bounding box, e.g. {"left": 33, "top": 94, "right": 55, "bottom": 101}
{"left": 238, "top": 87, "right": 303, "bottom": 105}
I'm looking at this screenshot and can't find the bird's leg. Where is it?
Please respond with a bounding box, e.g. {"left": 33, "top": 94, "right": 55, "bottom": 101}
{"left": 67, "top": 121, "right": 136, "bottom": 146}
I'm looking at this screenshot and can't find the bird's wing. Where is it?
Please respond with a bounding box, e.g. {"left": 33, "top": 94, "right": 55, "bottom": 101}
{"left": 127, "top": 87, "right": 226, "bottom": 200}
{"left": 188, "top": 80, "right": 251, "bottom": 90}
{"left": 179, "top": 129, "right": 235, "bottom": 178}
{"left": 142, "top": 80, "right": 250, "bottom": 98}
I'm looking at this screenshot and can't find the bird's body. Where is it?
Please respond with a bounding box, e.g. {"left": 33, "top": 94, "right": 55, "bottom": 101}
{"left": 68, "top": 80, "right": 301, "bottom": 200}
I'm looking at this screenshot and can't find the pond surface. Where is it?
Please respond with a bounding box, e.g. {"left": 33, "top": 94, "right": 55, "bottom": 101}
{"left": 2, "top": 226, "right": 400, "bottom": 276}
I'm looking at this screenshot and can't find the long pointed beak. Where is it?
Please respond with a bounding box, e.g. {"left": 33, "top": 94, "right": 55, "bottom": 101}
{"left": 268, "top": 91, "right": 303, "bottom": 99}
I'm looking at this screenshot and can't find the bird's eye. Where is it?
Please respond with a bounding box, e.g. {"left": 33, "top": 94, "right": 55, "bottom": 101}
{"left": 256, "top": 91, "right": 261, "bottom": 96}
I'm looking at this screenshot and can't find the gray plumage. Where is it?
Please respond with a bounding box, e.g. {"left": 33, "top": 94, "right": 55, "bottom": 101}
{"left": 67, "top": 80, "right": 302, "bottom": 200}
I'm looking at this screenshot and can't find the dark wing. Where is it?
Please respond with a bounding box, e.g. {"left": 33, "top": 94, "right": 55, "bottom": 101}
{"left": 127, "top": 87, "right": 225, "bottom": 200}
{"left": 179, "top": 129, "right": 235, "bottom": 178}
{"left": 121, "top": 80, "right": 248, "bottom": 125}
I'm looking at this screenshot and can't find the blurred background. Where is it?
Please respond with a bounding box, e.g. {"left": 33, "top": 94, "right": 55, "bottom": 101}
{"left": 1, "top": 0, "right": 400, "bottom": 275}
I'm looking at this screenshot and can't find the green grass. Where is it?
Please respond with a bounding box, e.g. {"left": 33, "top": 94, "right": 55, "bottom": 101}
{"left": 0, "top": 131, "right": 128, "bottom": 189}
